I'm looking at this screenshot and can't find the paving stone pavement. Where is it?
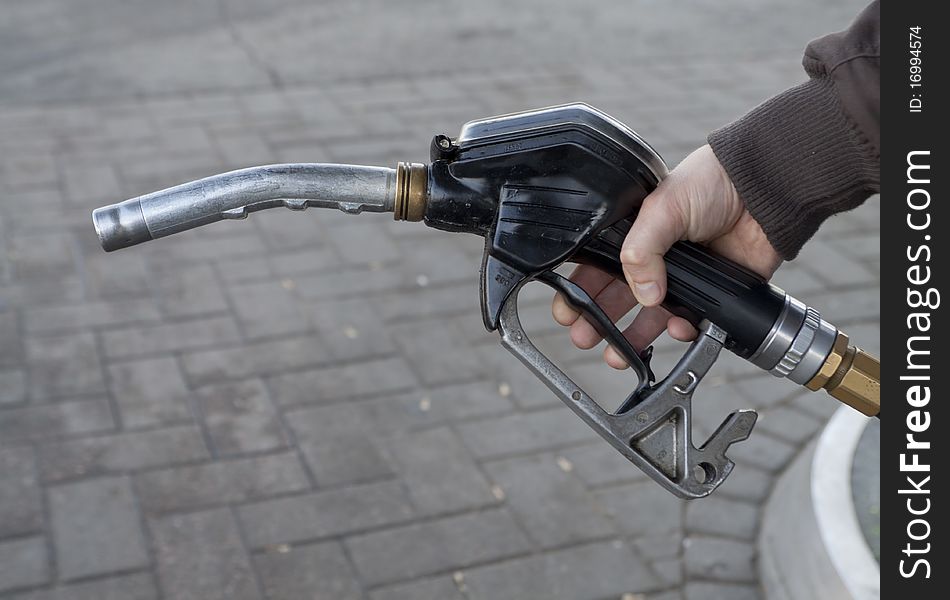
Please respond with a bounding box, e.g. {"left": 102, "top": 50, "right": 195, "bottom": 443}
{"left": 1, "top": 1, "right": 877, "bottom": 598}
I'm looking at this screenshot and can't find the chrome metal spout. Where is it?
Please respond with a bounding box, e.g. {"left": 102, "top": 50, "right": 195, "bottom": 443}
{"left": 93, "top": 163, "right": 398, "bottom": 251}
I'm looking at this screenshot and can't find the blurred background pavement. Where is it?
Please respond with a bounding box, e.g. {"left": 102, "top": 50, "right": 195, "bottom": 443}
{"left": 1, "top": 1, "right": 877, "bottom": 599}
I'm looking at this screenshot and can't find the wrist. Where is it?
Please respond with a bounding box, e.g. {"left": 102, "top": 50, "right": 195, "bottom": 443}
{"left": 708, "top": 76, "right": 878, "bottom": 260}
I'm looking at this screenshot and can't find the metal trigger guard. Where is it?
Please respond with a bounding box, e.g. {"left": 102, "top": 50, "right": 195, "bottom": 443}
{"left": 498, "top": 271, "right": 758, "bottom": 498}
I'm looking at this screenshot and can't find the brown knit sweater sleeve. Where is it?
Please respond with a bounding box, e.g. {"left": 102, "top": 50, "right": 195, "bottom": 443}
{"left": 708, "top": 1, "right": 880, "bottom": 260}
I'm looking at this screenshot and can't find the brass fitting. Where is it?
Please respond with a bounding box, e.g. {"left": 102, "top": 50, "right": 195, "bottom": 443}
{"left": 806, "top": 331, "right": 880, "bottom": 417}
{"left": 394, "top": 162, "right": 428, "bottom": 222}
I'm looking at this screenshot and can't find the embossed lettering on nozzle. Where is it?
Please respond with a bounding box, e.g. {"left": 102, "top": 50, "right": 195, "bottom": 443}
{"left": 91, "top": 163, "right": 400, "bottom": 252}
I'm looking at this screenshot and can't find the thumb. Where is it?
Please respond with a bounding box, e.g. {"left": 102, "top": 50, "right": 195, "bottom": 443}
{"left": 620, "top": 189, "right": 688, "bottom": 307}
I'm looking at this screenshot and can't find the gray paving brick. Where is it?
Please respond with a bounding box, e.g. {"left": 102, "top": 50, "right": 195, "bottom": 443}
{"left": 596, "top": 482, "right": 684, "bottom": 537}
{"left": 798, "top": 285, "right": 879, "bottom": 327}
{"left": 361, "top": 382, "right": 514, "bottom": 430}
{"left": 151, "top": 508, "right": 259, "bottom": 600}
{"left": 0, "top": 537, "right": 48, "bottom": 593}
{"left": 326, "top": 135, "right": 414, "bottom": 165}
{"left": 267, "top": 246, "right": 339, "bottom": 279}
{"left": 796, "top": 240, "right": 877, "bottom": 288}
{"left": 49, "top": 476, "right": 149, "bottom": 580}
{"left": 472, "top": 343, "right": 563, "bottom": 410}
{"left": 839, "top": 321, "right": 880, "bottom": 356}
{"left": 371, "top": 284, "right": 473, "bottom": 323}
{"left": 486, "top": 454, "right": 615, "bottom": 548}
{"left": 238, "top": 480, "right": 415, "bottom": 548}
{"left": 0, "top": 368, "right": 26, "bottom": 405}
{"left": 830, "top": 231, "right": 880, "bottom": 264}
{"left": 0, "top": 154, "right": 56, "bottom": 189}
{"left": 181, "top": 335, "right": 330, "bottom": 385}
{"left": 229, "top": 280, "right": 311, "bottom": 340}
{"left": 683, "top": 536, "right": 757, "bottom": 583}
{"left": 23, "top": 298, "right": 160, "bottom": 334}
{"left": 287, "top": 402, "right": 396, "bottom": 487}
{"left": 369, "top": 576, "right": 466, "bottom": 600}
{"left": 650, "top": 592, "right": 686, "bottom": 600}
{"left": 387, "top": 427, "right": 496, "bottom": 515}
{"left": 268, "top": 357, "right": 417, "bottom": 407}
{"left": 213, "top": 131, "right": 278, "bottom": 168}
{"left": 37, "top": 425, "right": 209, "bottom": 482}
{"left": 0, "top": 279, "right": 84, "bottom": 312}
{"left": 116, "top": 150, "right": 207, "bottom": 191}
{"left": 77, "top": 251, "right": 151, "bottom": 300}
{"left": 755, "top": 405, "right": 824, "bottom": 445}
{"left": 457, "top": 407, "right": 597, "bottom": 460}
{"left": 0, "top": 192, "right": 65, "bottom": 241}
{"left": 345, "top": 509, "right": 532, "bottom": 586}
{"left": 563, "top": 441, "right": 648, "bottom": 487}
{"left": 0, "top": 447, "right": 43, "bottom": 537}
{"left": 0, "top": 398, "right": 114, "bottom": 442}
{"left": 462, "top": 541, "right": 660, "bottom": 600}
{"left": 108, "top": 357, "right": 193, "bottom": 428}
{"left": 306, "top": 297, "right": 396, "bottom": 361}
{"left": 726, "top": 373, "right": 799, "bottom": 412}
{"left": 684, "top": 582, "right": 762, "bottom": 600}
{"left": 769, "top": 262, "right": 826, "bottom": 296}
{"left": 237, "top": 91, "right": 299, "bottom": 121}
{"left": 61, "top": 163, "right": 122, "bottom": 205}
{"left": 389, "top": 320, "right": 487, "bottom": 386}
{"left": 136, "top": 452, "right": 309, "bottom": 513}
{"left": 100, "top": 316, "right": 241, "bottom": 359}
{"left": 0, "top": 312, "right": 21, "bottom": 368}
{"left": 397, "top": 238, "right": 479, "bottom": 287}
{"left": 26, "top": 332, "right": 105, "bottom": 398}
{"left": 215, "top": 255, "right": 272, "bottom": 284}
{"left": 253, "top": 541, "right": 362, "bottom": 600}
{"left": 689, "top": 385, "right": 771, "bottom": 446}
{"left": 527, "top": 331, "right": 603, "bottom": 371}
{"left": 791, "top": 389, "right": 841, "bottom": 421}
{"left": 4, "top": 573, "right": 159, "bottom": 600}
{"left": 152, "top": 98, "right": 244, "bottom": 127}
{"left": 685, "top": 496, "right": 760, "bottom": 541}
{"left": 251, "top": 206, "right": 335, "bottom": 252}
{"left": 150, "top": 263, "right": 230, "bottom": 318}
{"left": 291, "top": 267, "right": 407, "bottom": 300}
{"left": 652, "top": 557, "right": 685, "bottom": 586}
{"left": 716, "top": 464, "right": 775, "bottom": 504}
{"left": 281, "top": 379, "right": 513, "bottom": 440}
{"left": 9, "top": 233, "right": 74, "bottom": 279}
{"left": 324, "top": 221, "right": 398, "bottom": 266}
{"left": 272, "top": 141, "right": 339, "bottom": 168}
{"left": 633, "top": 534, "right": 683, "bottom": 560}
{"left": 195, "top": 379, "right": 286, "bottom": 455}
{"left": 727, "top": 429, "right": 799, "bottom": 473}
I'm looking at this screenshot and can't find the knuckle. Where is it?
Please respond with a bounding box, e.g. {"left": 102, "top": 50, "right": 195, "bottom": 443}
{"left": 604, "top": 346, "right": 629, "bottom": 370}
{"left": 551, "top": 297, "right": 578, "bottom": 325}
{"left": 620, "top": 244, "right": 653, "bottom": 269}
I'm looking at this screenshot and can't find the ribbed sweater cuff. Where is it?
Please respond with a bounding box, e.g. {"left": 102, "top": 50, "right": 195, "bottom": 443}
{"left": 708, "top": 76, "right": 879, "bottom": 260}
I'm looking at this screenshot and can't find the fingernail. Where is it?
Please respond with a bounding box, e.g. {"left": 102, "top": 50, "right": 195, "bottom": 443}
{"left": 633, "top": 281, "right": 660, "bottom": 305}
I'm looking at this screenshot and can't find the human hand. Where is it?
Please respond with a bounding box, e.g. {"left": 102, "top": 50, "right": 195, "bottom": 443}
{"left": 552, "top": 144, "right": 783, "bottom": 369}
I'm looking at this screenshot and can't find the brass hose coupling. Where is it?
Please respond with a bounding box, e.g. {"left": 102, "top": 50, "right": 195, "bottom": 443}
{"left": 394, "top": 162, "right": 428, "bottom": 222}
{"left": 806, "top": 331, "right": 881, "bottom": 417}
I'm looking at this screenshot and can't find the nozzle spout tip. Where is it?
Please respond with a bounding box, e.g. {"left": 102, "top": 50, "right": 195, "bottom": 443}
{"left": 92, "top": 199, "right": 152, "bottom": 252}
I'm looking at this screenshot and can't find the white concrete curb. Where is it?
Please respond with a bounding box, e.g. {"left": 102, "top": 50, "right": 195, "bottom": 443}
{"left": 759, "top": 406, "right": 879, "bottom": 600}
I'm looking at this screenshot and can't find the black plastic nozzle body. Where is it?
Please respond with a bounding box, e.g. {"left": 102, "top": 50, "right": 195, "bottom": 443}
{"left": 421, "top": 111, "right": 786, "bottom": 359}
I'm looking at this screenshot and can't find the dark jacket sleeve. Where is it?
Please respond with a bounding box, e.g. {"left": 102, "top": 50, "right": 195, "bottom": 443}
{"left": 707, "top": 1, "right": 880, "bottom": 260}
